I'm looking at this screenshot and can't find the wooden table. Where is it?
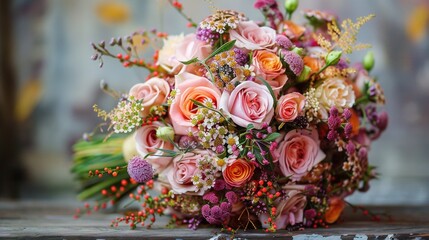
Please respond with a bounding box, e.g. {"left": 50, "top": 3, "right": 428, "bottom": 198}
{"left": 1, "top": 201, "right": 428, "bottom": 239}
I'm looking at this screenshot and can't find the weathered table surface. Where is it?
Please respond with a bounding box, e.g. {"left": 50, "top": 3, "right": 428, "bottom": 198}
{"left": 1, "top": 201, "right": 428, "bottom": 239}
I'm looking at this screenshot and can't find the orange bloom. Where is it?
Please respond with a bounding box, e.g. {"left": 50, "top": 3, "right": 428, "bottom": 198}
{"left": 303, "top": 56, "right": 322, "bottom": 74}
{"left": 349, "top": 109, "right": 360, "bottom": 136}
{"left": 324, "top": 197, "right": 346, "bottom": 224}
{"left": 223, "top": 159, "right": 255, "bottom": 187}
{"left": 281, "top": 20, "right": 306, "bottom": 40}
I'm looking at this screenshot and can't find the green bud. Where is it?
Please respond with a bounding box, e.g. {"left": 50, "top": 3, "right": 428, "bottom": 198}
{"left": 156, "top": 126, "right": 175, "bottom": 142}
{"left": 285, "top": 0, "right": 299, "bottom": 14}
{"left": 297, "top": 66, "right": 312, "bottom": 83}
{"left": 363, "top": 51, "right": 375, "bottom": 72}
{"left": 291, "top": 47, "right": 304, "bottom": 56}
{"left": 325, "top": 50, "right": 342, "bottom": 66}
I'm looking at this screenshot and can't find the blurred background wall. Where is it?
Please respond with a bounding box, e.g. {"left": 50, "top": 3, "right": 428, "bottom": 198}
{"left": 1, "top": 0, "right": 428, "bottom": 205}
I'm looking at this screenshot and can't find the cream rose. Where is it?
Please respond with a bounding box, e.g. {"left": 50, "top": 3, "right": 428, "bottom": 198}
{"left": 229, "top": 21, "right": 276, "bottom": 51}
{"left": 157, "top": 34, "right": 185, "bottom": 72}
{"left": 220, "top": 81, "right": 274, "bottom": 129}
{"left": 129, "top": 77, "right": 170, "bottom": 117}
{"left": 315, "top": 77, "right": 355, "bottom": 119}
{"left": 135, "top": 121, "right": 174, "bottom": 173}
{"left": 169, "top": 73, "right": 221, "bottom": 135}
{"left": 275, "top": 92, "right": 306, "bottom": 122}
{"left": 277, "top": 129, "right": 325, "bottom": 180}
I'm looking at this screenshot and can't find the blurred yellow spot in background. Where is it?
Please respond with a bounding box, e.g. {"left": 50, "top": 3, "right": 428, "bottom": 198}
{"left": 15, "top": 79, "right": 43, "bottom": 122}
{"left": 96, "top": 1, "right": 130, "bottom": 24}
{"left": 406, "top": 5, "right": 429, "bottom": 42}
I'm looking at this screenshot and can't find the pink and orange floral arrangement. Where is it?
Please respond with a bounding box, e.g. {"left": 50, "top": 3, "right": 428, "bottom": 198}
{"left": 72, "top": 0, "right": 388, "bottom": 232}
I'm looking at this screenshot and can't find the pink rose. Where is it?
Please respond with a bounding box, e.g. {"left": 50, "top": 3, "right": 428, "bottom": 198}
{"left": 275, "top": 92, "right": 306, "bottom": 122}
{"left": 169, "top": 73, "right": 221, "bottom": 135}
{"left": 220, "top": 81, "right": 274, "bottom": 129}
{"left": 135, "top": 121, "right": 174, "bottom": 172}
{"left": 129, "top": 77, "right": 170, "bottom": 116}
{"left": 259, "top": 185, "right": 307, "bottom": 228}
{"left": 277, "top": 129, "right": 325, "bottom": 180}
{"left": 176, "top": 33, "right": 212, "bottom": 74}
{"left": 230, "top": 21, "right": 276, "bottom": 51}
{"left": 165, "top": 150, "right": 212, "bottom": 195}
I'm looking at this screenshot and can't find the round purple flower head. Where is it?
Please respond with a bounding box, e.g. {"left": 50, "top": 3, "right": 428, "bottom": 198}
{"left": 276, "top": 35, "right": 293, "bottom": 50}
{"left": 127, "top": 156, "right": 153, "bottom": 183}
{"left": 283, "top": 50, "right": 304, "bottom": 76}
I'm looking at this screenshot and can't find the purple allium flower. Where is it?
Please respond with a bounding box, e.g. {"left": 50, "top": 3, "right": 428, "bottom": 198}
{"left": 304, "top": 209, "right": 317, "bottom": 220}
{"left": 358, "top": 147, "right": 368, "bottom": 159}
{"left": 233, "top": 48, "right": 248, "bottom": 66}
{"left": 329, "top": 106, "right": 339, "bottom": 116}
{"left": 327, "top": 130, "right": 338, "bottom": 141}
{"left": 225, "top": 191, "right": 238, "bottom": 204}
{"left": 210, "top": 206, "right": 222, "bottom": 219}
{"left": 213, "top": 179, "right": 226, "bottom": 191}
{"left": 220, "top": 202, "right": 232, "bottom": 212}
{"left": 346, "top": 141, "right": 356, "bottom": 154}
{"left": 127, "top": 156, "right": 153, "bottom": 183}
{"left": 376, "top": 111, "right": 388, "bottom": 131}
{"left": 196, "top": 27, "right": 220, "bottom": 44}
{"left": 283, "top": 50, "right": 304, "bottom": 76}
{"left": 328, "top": 115, "right": 341, "bottom": 129}
{"left": 343, "top": 108, "right": 352, "bottom": 120}
{"left": 344, "top": 123, "right": 353, "bottom": 137}
{"left": 201, "top": 204, "right": 211, "bottom": 218}
{"left": 276, "top": 35, "right": 293, "bottom": 49}
{"left": 203, "top": 192, "right": 219, "bottom": 204}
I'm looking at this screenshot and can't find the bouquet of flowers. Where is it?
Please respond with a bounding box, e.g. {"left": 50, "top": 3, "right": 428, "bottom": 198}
{"left": 72, "top": 0, "right": 388, "bottom": 232}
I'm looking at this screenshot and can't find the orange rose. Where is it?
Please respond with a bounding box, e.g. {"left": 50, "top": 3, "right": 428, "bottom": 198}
{"left": 223, "top": 158, "right": 255, "bottom": 187}
{"left": 324, "top": 197, "right": 346, "bottom": 224}
{"left": 349, "top": 109, "right": 360, "bottom": 136}
{"left": 253, "top": 50, "right": 285, "bottom": 81}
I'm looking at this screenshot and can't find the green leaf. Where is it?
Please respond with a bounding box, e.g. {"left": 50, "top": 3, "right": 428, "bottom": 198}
{"left": 264, "top": 132, "right": 281, "bottom": 142}
{"left": 246, "top": 124, "right": 255, "bottom": 130}
{"left": 180, "top": 57, "right": 199, "bottom": 65}
{"left": 257, "top": 76, "right": 278, "bottom": 109}
{"left": 203, "top": 40, "right": 236, "bottom": 63}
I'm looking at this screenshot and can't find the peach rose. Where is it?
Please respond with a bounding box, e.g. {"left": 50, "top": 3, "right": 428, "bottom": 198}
{"left": 169, "top": 72, "right": 221, "bottom": 135}
{"left": 277, "top": 129, "right": 326, "bottom": 180}
{"left": 230, "top": 21, "right": 276, "bottom": 51}
{"left": 220, "top": 81, "right": 274, "bottom": 129}
{"left": 129, "top": 77, "right": 170, "bottom": 117}
{"left": 135, "top": 121, "right": 174, "bottom": 173}
{"left": 253, "top": 50, "right": 285, "bottom": 80}
{"left": 223, "top": 158, "right": 255, "bottom": 187}
{"left": 275, "top": 92, "right": 306, "bottom": 122}
{"left": 259, "top": 185, "right": 307, "bottom": 229}
{"left": 165, "top": 150, "right": 212, "bottom": 195}
{"left": 324, "top": 197, "right": 345, "bottom": 224}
